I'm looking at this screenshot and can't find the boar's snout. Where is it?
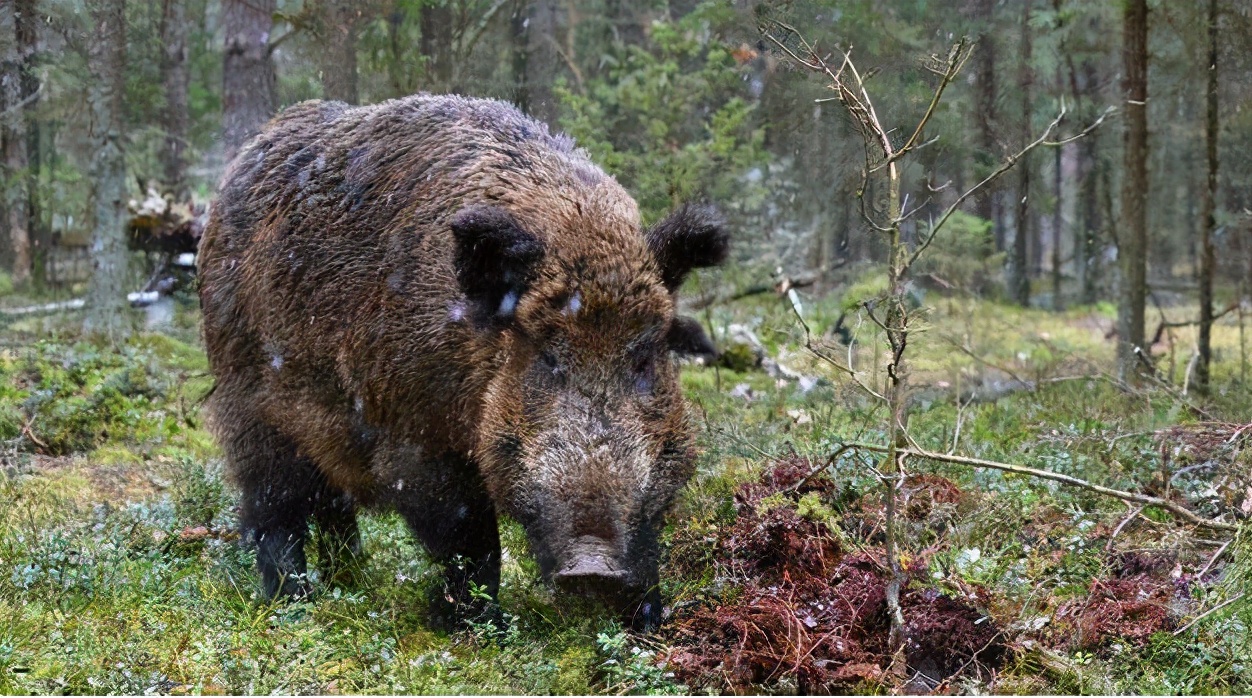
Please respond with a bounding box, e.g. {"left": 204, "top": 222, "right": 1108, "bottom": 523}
{"left": 552, "top": 536, "right": 629, "bottom": 596}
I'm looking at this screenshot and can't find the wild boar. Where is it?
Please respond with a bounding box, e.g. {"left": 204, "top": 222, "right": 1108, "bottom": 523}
{"left": 197, "top": 94, "right": 727, "bottom": 630}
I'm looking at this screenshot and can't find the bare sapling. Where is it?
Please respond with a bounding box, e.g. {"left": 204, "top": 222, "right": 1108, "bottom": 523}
{"left": 765, "top": 22, "right": 1110, "bottom": 667}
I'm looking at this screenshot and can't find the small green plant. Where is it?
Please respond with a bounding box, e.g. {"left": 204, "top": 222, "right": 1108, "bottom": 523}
{"left": 596, "top": 627, "right": 685, "bottom": 695}
{"left": 171, "top": 457, "right": 227, "bottom": 527}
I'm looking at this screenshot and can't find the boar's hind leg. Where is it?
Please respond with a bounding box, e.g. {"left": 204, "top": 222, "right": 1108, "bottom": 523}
{"left": 393, "top": 455, "right": 502, "bottom": 629}
{"left": 313, "top": 489, "right": 361, "bottom": 584}
{"left": 229, "top": 420, "right": 322, "bottom": 600}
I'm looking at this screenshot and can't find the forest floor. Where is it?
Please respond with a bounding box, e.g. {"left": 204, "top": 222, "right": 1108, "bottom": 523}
{"left": 1, "top": 273, "right": 1251, "bottom": 695}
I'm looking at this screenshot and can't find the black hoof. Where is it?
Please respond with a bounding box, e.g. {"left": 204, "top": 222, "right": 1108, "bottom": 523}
{"left": 625, "top": 588, "right": 664, "bottom": 632}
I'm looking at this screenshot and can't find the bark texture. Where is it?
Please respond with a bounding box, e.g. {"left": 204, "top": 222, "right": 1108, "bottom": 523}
{"left": 222, "top": 0, "right": 276, "bottom": 161}
{"left": 523, "top": 0, "right": 561, "bottom": 127}
{"left": 316, "top": 0, "right": 359, "bottom": 104}
{"left": 1197, "top": 0, "right": 1219, "bottom": 390}
{"left": 161, "top": 0, "right": 190, "bottom": 200}
{"left": 972, "top": 0, "right": 1000, "bottom": 254}
{"left": 1117, "top": 0, "right": 1149, "bottom": 382}
{"left": 85, "top": 0, "right": 130, "bottom": 337}
{"left": 1, "top": 0, "right": 30, "bottom": 285}
{"left": 1011, "top": 0, "right": 1034, "bottom": 306}
{"left": 420, "top": 1, "right": 453, "bottom": 90}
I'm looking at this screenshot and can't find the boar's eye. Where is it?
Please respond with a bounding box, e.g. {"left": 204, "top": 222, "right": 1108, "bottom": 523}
{"left": 632, "top": 353, "right": 657, "bottom": 394}
{"left": 538, "top": 350, "right": 563, "bottom": 375}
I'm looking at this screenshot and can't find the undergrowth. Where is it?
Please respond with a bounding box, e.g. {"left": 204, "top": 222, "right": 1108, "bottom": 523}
{"left": 1, "top": 288, "right": 1250, "bottom": 694}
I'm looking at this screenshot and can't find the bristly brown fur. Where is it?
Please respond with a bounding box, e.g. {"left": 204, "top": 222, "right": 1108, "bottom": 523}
{"left": 198, "top": 93, "right": 727, "bottom": 629}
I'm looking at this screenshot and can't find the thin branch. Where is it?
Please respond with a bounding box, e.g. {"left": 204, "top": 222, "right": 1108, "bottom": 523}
{"left": 896, "top": 195, "right": 933, "bottom": 223}
{"left": 458, "top": 0, "right": 513, "bottom": 60}
{"left": 908, "top": 104, "right": 1115, "bottom": 269}
{"left": 889, "top": 39, "right": 973, "bottom": 163}
{"left": 942, "top": 335, "right": 1031, "bottom": 387}
{"left": 267, "top": 29, "right": 300, "bottom": 53}
{"left": 0, "top": 81, "right": 44, "bottom": 122}
{"left": 1172, "top": 593, "right": 1246, "bottom": 636}
{"left": 1197, "top": 539, "right": 1231, "bottom": 579}
{"left": 809, "top": 442, "right": 1239, "bottom": 532}
{"left": 1104, "top": 504, "right": 1147, "bottom": 555}
{"left": 787, "top": 292, "right": 888, "bottom": 402}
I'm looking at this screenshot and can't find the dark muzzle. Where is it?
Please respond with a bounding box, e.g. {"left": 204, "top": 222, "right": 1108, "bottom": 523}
{"left": 552, "top": 536, "right": 627, "bottom": 596}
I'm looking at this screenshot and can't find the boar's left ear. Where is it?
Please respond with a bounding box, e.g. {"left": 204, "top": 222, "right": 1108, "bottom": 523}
{"left": 667, "top": 315, "right": 718, "bottom": 360}
{"left": 450, "top": 205, "right": 545, "bottom": 327}
{"left": 646, "top": 204, "right": 730, "bottom": 292}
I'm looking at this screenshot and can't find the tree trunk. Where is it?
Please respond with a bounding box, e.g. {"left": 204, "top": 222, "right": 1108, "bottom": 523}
{"left": 317, "top": 0, "right": 359, "bottom": 103}
{"left": 1078, "top": 124, "right": 1101, "bottom": 304}
{"left": 524, "top": 0, "right": 562, "bottom": 127}
{"left": 85, "top": 0, "right": 130, "bottom": 338}
{"left": 223, "top": 0, "right": 276, "bottom": 162}
{"left": 1117, "top": 0, "right": 1149, "bottom": 383}
{"left": 973, "top": 0, "right": 1000, "bottom": 254}
{"left": 1011, "top": 0, "right": 1033, "bottom": 307}
{"left": 605, "top": 0, "right": 644, "bottom": 48}
{"left": 808, "top": 103, "right": 837, "bottom": 278}
{"left": 1070, "top": 57, "right": 1101, "bottom": 305}
{"left": 16, "top": 0, "right": 44, "bottom": 288}
{"left": 420, "top": 1, "right": 454, "bottom": 91}
{"left": 1050, "top": 0, "right": 1065, "bottom": 308}
{"left": 1052, "top": 127, "right": 1064, "bottom": 309}
{"left": 160, "top": 0, "right": 190, "bottom": 201}
{"left": 1, "top": 0, "right": 31, "bottom": 287}
{"left": 385, "top": 4, "right": 415, "bottom": 96}
{"left": 510, "top": 0, "right": 529, "bottom": 112}
{"left": 1197, "top": 0, "right": 1219, "bottom": 391}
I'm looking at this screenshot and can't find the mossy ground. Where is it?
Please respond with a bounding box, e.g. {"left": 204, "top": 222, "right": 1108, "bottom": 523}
{"left": 1, "top": 280, "right": 1250, "bottom": 694}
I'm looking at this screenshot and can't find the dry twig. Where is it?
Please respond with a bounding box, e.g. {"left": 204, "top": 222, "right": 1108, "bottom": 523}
{"left": 811, "top": 442, "right": 1239, "bottom": 533}
{"left": 1172, "top": 593, "right": 1246, "bottom": 636}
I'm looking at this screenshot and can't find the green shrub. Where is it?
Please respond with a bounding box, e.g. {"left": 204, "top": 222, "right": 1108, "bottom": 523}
{"left": 557, "top": 2, "right": 766, "bottom": 226}
{"left": 913, "top": 210, "right": 1005, "bottom": 295}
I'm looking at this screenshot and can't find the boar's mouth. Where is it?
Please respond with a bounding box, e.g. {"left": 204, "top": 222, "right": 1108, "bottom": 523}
{"left": 551, "top": 535, "right": 629, "bottom": 597}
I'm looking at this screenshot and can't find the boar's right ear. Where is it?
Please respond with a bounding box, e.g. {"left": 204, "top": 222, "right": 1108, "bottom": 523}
{"left": 450, "top": 205, "right": 545, "bottom": 327}
{"left": 646, "top": 204, "right": 730, "bottom": 292}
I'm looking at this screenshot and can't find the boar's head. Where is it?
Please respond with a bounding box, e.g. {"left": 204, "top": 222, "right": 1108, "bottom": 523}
{"left": 450, "top": 201, "right": 727, "bottom": 628}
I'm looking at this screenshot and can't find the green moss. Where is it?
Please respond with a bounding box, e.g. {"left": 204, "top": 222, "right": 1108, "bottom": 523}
{"left": 716, "top": 342, "right": 760, "bottom": 372}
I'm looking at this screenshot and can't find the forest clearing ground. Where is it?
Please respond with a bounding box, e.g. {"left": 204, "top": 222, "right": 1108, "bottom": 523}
{"left": 1, "top": 286, "right": 1250, "bottom": 694}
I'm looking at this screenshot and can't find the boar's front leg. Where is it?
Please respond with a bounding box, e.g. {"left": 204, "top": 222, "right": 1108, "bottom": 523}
{"left": 393, "top": 454, "right": 502, "bottom": 630}
{"left": 227, "top": 419, "right": 323, "bottom": 600}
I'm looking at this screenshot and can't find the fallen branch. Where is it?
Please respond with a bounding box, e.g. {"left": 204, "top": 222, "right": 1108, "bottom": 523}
{"left": 1104, "top": 504, "right": 1147, "bottom": 555}
{"left": 810, "top": 441, "right": 1239, "bottom": 532}
{"left": 0, "top": 298, "right": 87, "bottom": 317}
{"left": 1197, "top": 539, "right": 1231, "bottom": 579}
{"left": 1172, "top": 592, "right": 1246, "bottom": 636}
{"left": 0, "top": 80, "right": 44, "bottom": 122}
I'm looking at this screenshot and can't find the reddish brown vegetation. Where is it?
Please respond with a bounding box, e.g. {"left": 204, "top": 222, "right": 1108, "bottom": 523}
{"left": 1053, "top": 550, "right": 1190, "bottom": 651}
{"left": 1157, "top": 422, "right": 1252, "bottom": 518}
{"left": 663, "top": 458, "right": 1004, "bottom": 693}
